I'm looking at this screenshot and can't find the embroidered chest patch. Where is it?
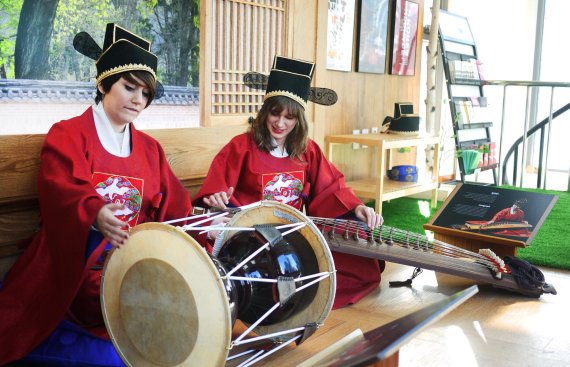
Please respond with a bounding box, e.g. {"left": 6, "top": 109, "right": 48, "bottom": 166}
{"left": 92, "top": 172, "right": 143, "bottom": 227}
{"left": 262, "top": 171, "right": 304, "bottom": 209}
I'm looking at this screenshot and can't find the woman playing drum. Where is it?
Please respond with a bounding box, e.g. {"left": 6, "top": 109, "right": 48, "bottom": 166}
{"left": 193, "top": 56, "right": 384, "bottom": 310}
{"left": 0, "top": 24, "right": 194, "bottom": 366}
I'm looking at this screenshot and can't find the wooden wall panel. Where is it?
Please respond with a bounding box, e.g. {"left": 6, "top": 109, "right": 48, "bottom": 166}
{"left": 312, "top": 0, "right": 425, "bottom": 181}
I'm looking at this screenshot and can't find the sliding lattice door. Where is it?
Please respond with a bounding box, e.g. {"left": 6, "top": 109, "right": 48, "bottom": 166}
{"left": 206, "top": 0, "right": 291, "bottom": 120}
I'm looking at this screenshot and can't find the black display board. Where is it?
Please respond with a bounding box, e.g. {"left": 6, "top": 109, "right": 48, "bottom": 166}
{"left": 430, "top": 183, "right": 558, "bottom": 245}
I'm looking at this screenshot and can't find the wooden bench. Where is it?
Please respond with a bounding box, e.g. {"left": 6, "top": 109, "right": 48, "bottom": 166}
{"left": 0, "top": 125, "right": 246, "bottom": 279}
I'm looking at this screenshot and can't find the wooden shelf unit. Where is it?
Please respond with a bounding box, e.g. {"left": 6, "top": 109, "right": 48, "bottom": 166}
{"left": 325, "top": 133, "right": 440, "bottom": 214}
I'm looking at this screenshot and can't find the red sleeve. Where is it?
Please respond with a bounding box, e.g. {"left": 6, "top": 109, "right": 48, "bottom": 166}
{"left": 0, "top": 114, "right": 107, "bottom": 364}
{"left": 304, "top": 140, "right": 363, "bottom": 218}
{"left": 491, "top": 208, "right": 509, "bottom": 222}
{"left": 39, "top": 121, "right": 107, "bottom": 245}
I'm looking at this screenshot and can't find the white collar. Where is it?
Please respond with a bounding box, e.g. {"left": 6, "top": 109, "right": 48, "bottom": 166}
{"left": 269, "top": 137, "right": 288, "bottom": 158}
{"left": 92, "top": 103, "right": 131, "bottom": 157}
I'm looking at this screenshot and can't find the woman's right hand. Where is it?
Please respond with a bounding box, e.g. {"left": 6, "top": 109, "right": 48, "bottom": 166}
{"left": 96, "top": 203, "right": 130, "bottom": 249}
{"left": 203, "top": 187, "right": 234, "bottom": 209}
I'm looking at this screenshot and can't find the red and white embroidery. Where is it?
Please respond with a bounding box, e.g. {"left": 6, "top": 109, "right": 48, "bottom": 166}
{"left": 262, "top": 172, "right": 304, "bottom": 209}
{"left": 93, "top": 172, "right": 143, "bottom": 227}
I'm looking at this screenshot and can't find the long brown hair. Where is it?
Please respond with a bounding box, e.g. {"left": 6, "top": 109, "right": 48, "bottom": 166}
{"left": 95, "top": 70, "right": 157, "bottom": 107}
{"left": 249, "top": 96, "right": 309, "bottom": 160}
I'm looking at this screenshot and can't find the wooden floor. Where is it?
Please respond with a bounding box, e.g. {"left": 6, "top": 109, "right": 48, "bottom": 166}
{"left": 251, "top": 261, "right": 569, "bottom": 367}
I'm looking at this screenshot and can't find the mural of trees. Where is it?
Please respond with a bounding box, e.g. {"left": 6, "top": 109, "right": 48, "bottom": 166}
{"left": 0, "top": 0, "right": 23, "bottom": 78}
{"left": 0, "top": 0, "right": 200, "bottom": 86}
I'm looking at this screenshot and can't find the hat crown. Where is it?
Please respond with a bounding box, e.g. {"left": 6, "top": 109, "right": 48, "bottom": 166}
{"left": 273, "top": 56, "right": 314, "bottom": 78}
{"left": 264, "top": 56, "right": 315, "bottom": 109}
{"left": 94, "top": 23, "right": 157, "bottom": 84}
{"left": 103, "top": 23, "right": 151, "bottom": 52}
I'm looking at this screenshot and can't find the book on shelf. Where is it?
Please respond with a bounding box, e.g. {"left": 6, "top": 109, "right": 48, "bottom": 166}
{"left": 476, "top": 59, "right": 486, "bottom": 81}
{"left": 469, "top": 99, "right": 485, "bottom": 124}
{"left": 449, "top": 59, "right": 481, "bottom": 83}
{"left": 454, "top": 97, "right": 492, "bottom": 127}
{"left": 454, "top": 101, "right": 469, "bottom": 127}
{"left": 469, "top": 96, "right": 487, "bottom": 107}
{"left": 489, "top": 141, "right": 498, "bottom": 166}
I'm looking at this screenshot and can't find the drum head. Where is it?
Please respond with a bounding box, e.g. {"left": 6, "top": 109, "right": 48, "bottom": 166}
{"left": 219, "top": 201, "right": 336, "bottom": 337}
{"left": 101, "top": 222, "right": 232, "bottom": 367}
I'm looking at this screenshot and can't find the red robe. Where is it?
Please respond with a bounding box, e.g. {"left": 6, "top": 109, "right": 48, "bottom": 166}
{"left": 491, "top": 207, "right": 525, "bottom": 223}
{"left": 193, "top": 133, "right": 381, "bottom": 309}
{"left": 0, "top": 107, "right": 192, "bottom": 364}
{"left": 490, "top": 207, "right": 531, "bottom": 237}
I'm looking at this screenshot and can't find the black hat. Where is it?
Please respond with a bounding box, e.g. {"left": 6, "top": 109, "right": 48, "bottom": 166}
{"left": 244, "top": 55, "right": 338, "bottom": 108}
{"left": 381, "top": 102, "right": 420, "bottom": 135}
{"left": 264, "top": 56, "right": 314, "bottom": 109}
{"left": 73, "top": 23, "right": 158, "bottom": 85}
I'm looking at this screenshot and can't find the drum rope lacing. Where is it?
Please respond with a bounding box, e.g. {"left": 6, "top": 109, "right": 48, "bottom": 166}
{"left": 165, "top": 203, "right": 335, "bottom": 367}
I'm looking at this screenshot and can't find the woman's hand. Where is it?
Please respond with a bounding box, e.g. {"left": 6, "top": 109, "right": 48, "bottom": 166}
{"left": 203, "top": 187, "right": 234, "bottom": 209}
{"left": 206, "top": 216, "right": 231, "bottom": 241}
{"left": 354, "top": 204, "right": 383, "bottom": 229}
{"left": 96, "top": 203, "right": 130, "bottom": 249}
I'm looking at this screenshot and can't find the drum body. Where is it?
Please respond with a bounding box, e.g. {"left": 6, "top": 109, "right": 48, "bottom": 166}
{"left": 218, "top": 228, "right": 320, "bottom": 325}
{"left": 101, "top": 201, "right": 335, "bottom": 367}
{"left": 215, "top": 201, "right": 336, "bottom": 337}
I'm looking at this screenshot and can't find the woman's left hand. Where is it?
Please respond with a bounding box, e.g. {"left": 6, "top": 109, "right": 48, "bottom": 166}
{"left": 354, "top": 204, "right": 383, "bottom": 229}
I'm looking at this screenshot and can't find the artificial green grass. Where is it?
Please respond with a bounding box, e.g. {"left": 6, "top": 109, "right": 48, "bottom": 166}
{"left": 379, "top": 197, "right": 442, "bottom": 234}
{"left": 374, "top": 188, "right": 569, "bottom": 271}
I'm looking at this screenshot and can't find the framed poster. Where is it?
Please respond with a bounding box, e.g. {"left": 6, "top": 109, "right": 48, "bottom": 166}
{"left": 326, "top": 0, "right": 356, "bottom": 72}
{"left": 356, "top": 0, "right": 390, "bottom": 74}
{"left": 389, "top": 0, "right": 419, "bottom": 76}
{"left": 429, "top": 183, "right": 558, "bottom": 245}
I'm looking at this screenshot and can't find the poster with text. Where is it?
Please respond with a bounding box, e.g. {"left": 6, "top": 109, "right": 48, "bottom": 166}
{"left": 389, "top": 0, "right": 419, "bottom": 76}
{"left": 326, "top": 0, "right": 356, "bottom": 72}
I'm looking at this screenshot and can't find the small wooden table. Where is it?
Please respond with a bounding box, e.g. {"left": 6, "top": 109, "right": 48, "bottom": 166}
{"left": 325, "top": 133, "right": 440, "bottom": 214}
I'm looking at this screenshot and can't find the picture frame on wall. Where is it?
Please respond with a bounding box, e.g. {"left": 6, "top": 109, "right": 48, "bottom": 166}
{"left": 356, "top": 0, "right": 390, "bottom": 74}
{"left": 389, "top": 0, "right": 420, "bottom": 76}
{"left": 326, "top": 0, "right": 356, "bottom": 72}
